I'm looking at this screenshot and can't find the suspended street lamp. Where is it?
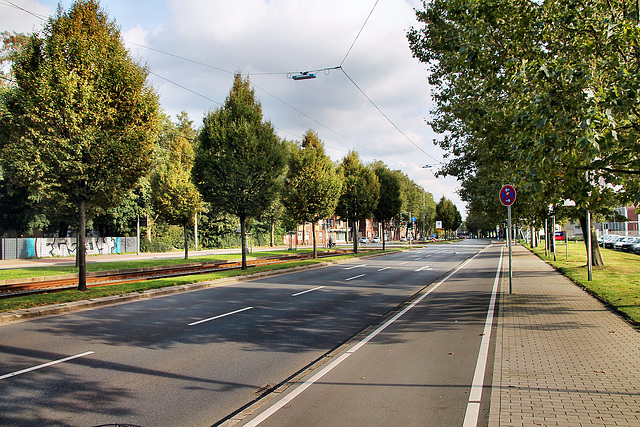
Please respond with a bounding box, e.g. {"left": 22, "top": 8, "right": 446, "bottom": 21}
{"left": 291, "top": 72, "right": 316, "bottom": 81}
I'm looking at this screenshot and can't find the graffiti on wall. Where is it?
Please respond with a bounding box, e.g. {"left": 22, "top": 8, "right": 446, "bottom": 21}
{"left": 45, "top": 239, "right": 77, "bottom": 257}
{"left": 38, "top": 237, "right": 121, "bottom": 258}
{"left": 1, "top": 237, "right": 135, "bottom": 260}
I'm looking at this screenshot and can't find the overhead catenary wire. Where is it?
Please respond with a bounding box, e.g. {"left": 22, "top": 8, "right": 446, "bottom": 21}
{"left": 148, "top": 69, "right": 352, "bottom": 157}
{"left": 129, "top": 44, "right": 394, "bottom": 162}
{"left": 0, "top": 0, "right": 47, "bottom": 21}
{"left": 149, "top": 71, "right": 222, "bottom": 107}
{"left": 128, "top": 41, "right": 235, "bottom": 76}
{"left": 340, "top": 0, "right": 380, "bottom": 67}
{"left": 340, "top": 68, "right": 442, "bottom": 164}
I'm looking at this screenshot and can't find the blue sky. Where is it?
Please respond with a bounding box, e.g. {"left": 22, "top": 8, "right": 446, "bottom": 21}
{"left": 39, "top": 0, "right": 168, "bottom": 31}
{"left": 1, "top": 0, "right": 466, "bottom": 216}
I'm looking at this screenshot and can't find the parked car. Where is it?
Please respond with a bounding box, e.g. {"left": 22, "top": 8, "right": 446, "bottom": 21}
{"left": 623, "top": 237, "right": 640, "bottom": 252}
{"left": 359, "top": 237, "right": 370, "bottom": 244}
{"left": 598, "top": 234, "right": 618, "bottom": 247}
{"left": 604, "top": 235, "right": 625, "bottom": 249}
{"left": 615, "top": 236, "right": 640, "bottom": 252}
{"left": 370, "top": 237, "right": 380, "bottom": 243}
{"left": 633, "top": 243, "right": 640, "bottom": 255}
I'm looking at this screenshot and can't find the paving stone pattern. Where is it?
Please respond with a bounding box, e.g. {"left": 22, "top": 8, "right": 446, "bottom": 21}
{"left": 489, "top": 244, "right": 640, "bottom": 426}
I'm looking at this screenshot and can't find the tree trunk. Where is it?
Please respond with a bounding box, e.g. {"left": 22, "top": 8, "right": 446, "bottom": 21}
{"left": 382, "top": 219, "right": 386, "bottom": 250}
{"left": 183, "top": 223, "right": 189, "bottom": 260}
{"left": 353, "top": 220, "right": 359, "bottom": 254}
{"left": 579, "top": 215, "right": 604, "bottom": 266}
{"left": 270, "top": 221, "right": 275, "bottom": 247}
{"left": 78, "top": 199, "right": 87, "bottom": 291}
{"left": 145, "top": 214, "right": 153, "bottom": 242}
{"left": 530, "top": 225, "right": 537, "bottom": 248}
{"left": 240, "top": 214, "right": 247, "bottom": 269}
{"left": 312, "top": 222, "right": 317, "bottom": 259}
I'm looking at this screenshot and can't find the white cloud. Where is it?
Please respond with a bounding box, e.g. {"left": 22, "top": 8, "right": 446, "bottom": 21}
{"left": 2, "top": 0, "right": 467, "bottom": 217}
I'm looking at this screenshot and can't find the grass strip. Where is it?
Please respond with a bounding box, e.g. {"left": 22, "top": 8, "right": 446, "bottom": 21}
{"left": 0, "top": 249, "right": 313, "bottom": 280}
{"left": 0, "top": 249, "right": 398, "bottom": 313}
{"left": 527, "top": 241, "right": 640, "bottom": 326}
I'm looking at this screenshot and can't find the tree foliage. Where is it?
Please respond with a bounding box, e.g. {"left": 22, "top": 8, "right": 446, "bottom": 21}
{"left": 151, "top": 112, "right": 201, "bottom": 259}
{"left": 408, "top": 0, "right": 640, "bottom": 264}
{"left": 193, "top": 74, "right": 287, "bottom": 268}
{"left": 282, "top": 129, "right": 342, "bottom": 258}
{"left": 335, "top": 151, "right": 380, "bottom": 253}
{"left": 0, "top": 31, "right": 29, "bottom": 87}
{"left": 373, "top": 163, "right": 402, "bottom": 249}
{"left": 436, "top": 196, "right": 461, "bottom": 238}
{"left": 0, "top": 0, "right": 160, "bottom": 288}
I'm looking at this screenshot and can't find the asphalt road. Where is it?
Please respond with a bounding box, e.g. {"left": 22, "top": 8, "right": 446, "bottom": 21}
{"left": 0, "top": 239, "right": 497, "bottom": 426}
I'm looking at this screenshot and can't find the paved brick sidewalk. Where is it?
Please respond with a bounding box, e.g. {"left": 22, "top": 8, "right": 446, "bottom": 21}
{"left": 489, "top": 244, "right": 640, "bottom": 426}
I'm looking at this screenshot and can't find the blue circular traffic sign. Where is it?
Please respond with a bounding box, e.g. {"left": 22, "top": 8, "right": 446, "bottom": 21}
{"left": 500, "top": 184, "right": 516, "bottom": 206}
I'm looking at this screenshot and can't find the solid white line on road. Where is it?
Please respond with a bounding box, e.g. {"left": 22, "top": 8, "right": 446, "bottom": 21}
{"left": 347, "top": 249, "right": 483, "bottom": 354}
{"left": 343, "top": 264, "right": 366, "bottom": 270}
{"left": 243, "top": 353, "right": 353, "bottom": 427}
{"left": 464, "top": 403, "right": 481, "bottom": 427}
{"left": 292, "top": 286, "right": 325, "bottom": 297}
{"left": 0, "top": 351, "right": 95, "bottom": 380}
{"left": 188, "top": 306, "right": 254, "bottom": 326}
{"left": 463, "top": 245, "right": 503, "bottom": 427}
{"left": 399, "top": 261, "right": 409, "bottom": 265}
{"left": 415, "top": 265, "right": 431, "bottom": 272}
{"left": 345, "top": 274, "right": 365, "bottom": 281}
{"left": 377, "top": 267, "right": 390, "bottom": 272}
{"left": 244, "top": 247, "right": 489, "bottom": 427}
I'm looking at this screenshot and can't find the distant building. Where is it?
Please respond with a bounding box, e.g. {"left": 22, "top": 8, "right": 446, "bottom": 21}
{"left": 565, "top": 206, "right": 639, "bottom": 238}
{"left": 282, "top": 216, "right": 382, "bottom": 247}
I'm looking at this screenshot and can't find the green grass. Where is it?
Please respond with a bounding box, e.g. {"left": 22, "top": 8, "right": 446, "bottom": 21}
{"left": 0, "top": 249, "right": 342, "bottom": 281}
{"left": 528, "top": 241, "right": 640, "bottom": 326}
{"left": 0, "top": 249, "right": 399, "bottom": 313}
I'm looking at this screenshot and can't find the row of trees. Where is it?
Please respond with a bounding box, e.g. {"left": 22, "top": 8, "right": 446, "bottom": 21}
{"left": 0, "top": 0, "right": 461, "bottom": 290}
{"left": 408, "top": 0, "right": 640, "bottom": 264}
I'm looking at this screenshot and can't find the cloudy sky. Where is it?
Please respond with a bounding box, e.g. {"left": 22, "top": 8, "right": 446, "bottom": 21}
{"left": 1, "top": 0, "right": 465, "bottom": 216}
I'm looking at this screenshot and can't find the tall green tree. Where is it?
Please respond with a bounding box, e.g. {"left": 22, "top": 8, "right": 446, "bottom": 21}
{"left": 373, "top": 163, "right": 402, "bottom": 249}
{"left": 282, "top": 129, "right": 342, "bottom": 258}
{"left": 407, "top": 0, "right": 640, "bottom": 265}
{"left": 0, "top": 0, "right": 160, "bottom": 290}
{"left": 259, "top": 196, "right": 285, "bottom": 247}
{"left": 151, "top": 112, "right": 202, "bottom": 259}
{"left": 436, "top": 197, "right": 460, "bottom": 239}
{"left": 151, "top": 164, "right": 202, "bottom": 259}
{"left": 193, "top": 74, "right": 287, "bottom": 269}
{"left": 335, "top": 151, "right": 380, "bottom": 253}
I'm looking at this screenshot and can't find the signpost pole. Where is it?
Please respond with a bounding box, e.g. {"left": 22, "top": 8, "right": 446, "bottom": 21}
{"left": 508, "top": 204, "right": 513, "bottom": 294}
{"left": 552, "top": 214, "right": 556, "bottom": 261}
{"left": 587, "top": 210, "right": 592, "bottom": 281}
{"left": 499, "top": 184, "right": 516, "bottom": 295}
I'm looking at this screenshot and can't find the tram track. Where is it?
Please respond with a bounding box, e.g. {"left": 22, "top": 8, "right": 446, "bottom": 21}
{"left": 0, "top": 249, "right": 359, "bottom": 298}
